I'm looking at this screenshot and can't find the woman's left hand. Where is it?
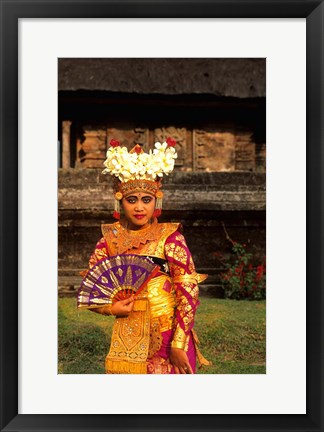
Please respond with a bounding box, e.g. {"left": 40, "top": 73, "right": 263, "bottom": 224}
{"left": 169, "top": 348, "right": 193, "bottom": 374}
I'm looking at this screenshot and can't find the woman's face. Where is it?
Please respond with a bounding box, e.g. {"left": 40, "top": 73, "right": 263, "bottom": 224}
{"left": 122, "top": 192, "right": 156, "bottom": 230}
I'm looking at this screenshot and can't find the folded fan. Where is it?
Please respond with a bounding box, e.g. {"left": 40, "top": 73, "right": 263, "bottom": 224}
{"left": 77, "top": 254, "right": 160, "bottom": 309}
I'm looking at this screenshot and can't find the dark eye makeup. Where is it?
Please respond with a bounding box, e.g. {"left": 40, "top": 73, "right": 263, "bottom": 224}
{"left": 125, "top": 196, "right": 153, "bottom": 204}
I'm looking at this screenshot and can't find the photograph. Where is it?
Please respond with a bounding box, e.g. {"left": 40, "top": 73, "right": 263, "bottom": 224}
{"left": 58, "top": 58, "right": 266, "bottom": 375}
{"left": 1, "top": 1, "right": 323, "bottom": 430}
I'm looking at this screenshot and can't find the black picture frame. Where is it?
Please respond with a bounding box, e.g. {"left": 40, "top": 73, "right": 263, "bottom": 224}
{"left": 1, "top": 1, "right": 323, "bottom": 431}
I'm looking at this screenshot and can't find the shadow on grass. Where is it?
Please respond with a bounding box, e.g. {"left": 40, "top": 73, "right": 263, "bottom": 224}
{"left": 58, "top": 306, "right": 108, "bottom": 374}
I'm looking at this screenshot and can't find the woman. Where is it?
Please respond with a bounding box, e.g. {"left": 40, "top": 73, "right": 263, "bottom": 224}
{"left": 78, "top": 138, "right": 210, "bottom": 374}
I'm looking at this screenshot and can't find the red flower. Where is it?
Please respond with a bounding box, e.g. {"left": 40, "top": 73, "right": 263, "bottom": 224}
{"left": 110, "top": 139, "right": 120, "bottom": 148}
{"left": 235, "top": 264, "right": 243, "bottom": 274}
{"left": 255, "top": 265, "right": 264, "bottom": 280}
{"left": 166, "top": 137, "right": 177, "bottom": 147}
{"left": 134, "top": 145, "right": 142, "bottom": 154}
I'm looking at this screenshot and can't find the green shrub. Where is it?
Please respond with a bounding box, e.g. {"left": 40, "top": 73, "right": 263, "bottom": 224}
{"left": 214, "top": 224, "right": 266, "bottom": 300}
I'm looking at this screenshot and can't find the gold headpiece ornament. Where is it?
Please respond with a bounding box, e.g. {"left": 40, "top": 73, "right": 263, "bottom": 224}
{"left": 102, "top": 138, "right": 177, "bottom": 219}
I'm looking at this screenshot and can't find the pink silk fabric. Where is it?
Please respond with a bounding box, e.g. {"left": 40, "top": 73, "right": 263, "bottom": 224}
{"left": 146, "top": 330, "right": 197, "bottom": 374}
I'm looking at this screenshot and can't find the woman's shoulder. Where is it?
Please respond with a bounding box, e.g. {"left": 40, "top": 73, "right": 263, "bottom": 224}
{"left": 158, "top": 222, "right": 184, "bottom": 243}
{"left": 101, "top": 221, "right": 120, "bottom": 237}
{"left": 159, "top": 221, "right": 182, "bottom": 232}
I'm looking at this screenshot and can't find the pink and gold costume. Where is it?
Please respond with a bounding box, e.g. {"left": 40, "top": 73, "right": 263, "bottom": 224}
{"left": 83, "top": 218, "right": 209, "bottom": 374}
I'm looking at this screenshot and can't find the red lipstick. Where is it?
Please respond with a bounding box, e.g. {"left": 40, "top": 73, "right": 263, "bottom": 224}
{"left": 134, "top": 215, "right": 145, "bottom": 219}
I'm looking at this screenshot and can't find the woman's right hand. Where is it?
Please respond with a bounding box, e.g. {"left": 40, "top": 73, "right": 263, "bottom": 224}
{"left": 111, "top": 296, "right": 135, "bottom": 317}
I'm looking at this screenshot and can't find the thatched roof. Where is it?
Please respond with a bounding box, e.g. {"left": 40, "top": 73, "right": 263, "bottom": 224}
{"left": 58, "top": 58, "right": 265, "bottom": 98}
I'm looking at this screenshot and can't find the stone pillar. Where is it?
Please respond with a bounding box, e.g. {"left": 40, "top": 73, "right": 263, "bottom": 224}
{"left": 62, "top": 120, "right": 72, "bottom": 168}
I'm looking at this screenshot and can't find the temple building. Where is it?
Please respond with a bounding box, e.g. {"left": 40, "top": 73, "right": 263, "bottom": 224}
{"left": 58, "top": 58, "right": 266, "bottom": 296}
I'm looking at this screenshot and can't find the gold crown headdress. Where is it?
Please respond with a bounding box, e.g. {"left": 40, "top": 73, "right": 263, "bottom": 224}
{"left": 102, "top": 138, "right": 177, "bottom": 219}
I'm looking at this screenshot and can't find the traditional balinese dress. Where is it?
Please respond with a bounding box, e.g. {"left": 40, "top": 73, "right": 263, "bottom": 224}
{"left": 80, "top": 218, "right": 209, "bottom": 374}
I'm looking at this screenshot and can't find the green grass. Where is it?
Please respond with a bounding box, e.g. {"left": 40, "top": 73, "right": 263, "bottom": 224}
{"left": 58, "top": 297, "right": 266, "bottom": 374}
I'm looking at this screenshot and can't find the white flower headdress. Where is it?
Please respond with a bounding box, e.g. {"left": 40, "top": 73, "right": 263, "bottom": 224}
{"left": 102, "top": 138, "right": 178, "bottom": 219}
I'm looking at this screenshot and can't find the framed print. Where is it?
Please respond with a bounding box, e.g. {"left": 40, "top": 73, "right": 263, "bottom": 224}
{"left": 1, "top": 1, "right": 323, "bottom": 431}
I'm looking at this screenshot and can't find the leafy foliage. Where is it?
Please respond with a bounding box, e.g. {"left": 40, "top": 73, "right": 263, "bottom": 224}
{"left": 215, "top": 224, "right": 266, "bottom": 300}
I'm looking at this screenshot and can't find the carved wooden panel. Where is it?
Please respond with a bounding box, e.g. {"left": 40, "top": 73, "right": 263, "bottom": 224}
{"left": 154, "top": 127, "right": 189, "bottom": 169}
{"left": 255, "top": 142, "right": 266, "bottom": 172}
{"left": 73, "top": 124, "right": 262, "bottom": 172}
{"left": 107, "top": 127, "right": 149, "bottom": 151}
{"left": 77, "top": 128, "right": 107, "bottom": 168}
{"left": 235, "top": 133, "right": 256, "bottom": 171}
{"left": 193, "top": 130, "right": 236, "bottom": 171}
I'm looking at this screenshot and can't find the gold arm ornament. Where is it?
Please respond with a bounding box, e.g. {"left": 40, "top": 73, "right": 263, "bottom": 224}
{"left": 171, "top": 326, "right": 189, "bottom": 351}
{"left": 172, "top": 273, "right": 208, "bottom": 285}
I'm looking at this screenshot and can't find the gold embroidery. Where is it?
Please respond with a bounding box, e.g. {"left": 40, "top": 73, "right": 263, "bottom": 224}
{"left": 165, "top": 242, "right": 176, "bottom": 255}
{"left": 197, "top": 274, "right": 208, "bottom": 283}
{"left": 105, "top": 299, "right": 151, "bottom": 374}
{"left": 165, "top": 243, "right": 188, "bottom": 265}
{"left": 105, "top": 219, "right": 163, "bottom": 255}
{"left": 148, "top": 318, "right": 163, "bottom": 358}
{"left": 175, "top": 234, "right": 186, "bottom": 243}
{"left": 188, "top": 256, "right": 196, "bottom": 273}
{"left": 170, "top": 265, "right": 186, "bottom": 277}
{"left": 146, "top": 356, "right": 173, "bottom": 374}
{"left": 174, "top": 281, "right": 199, "bottom": 333}
{"left": 136, "top": 240, "right": 163, "bottom": 257}
{"left": 174, "top": 245, "right": 188, "bottom": 264}
{"left": 171, "top": 326, "right": 189, "bottom": 351}
{"left": 173, "top": 274, "right": 198, "bottom": 284}
{"left": 146, "top": 275, "right": 176, "bottom": 323}
{"left": 89, "top": 243, "right": 108, "bottom": 268}
{"left": 181, "top": 282, "right": 199, "bottom": 299}
{"left": 119, "top": 179, "right": 160, "bottom": 197}
{"left": 102, "top": 220, "right": 180, "bottom": 258}
{"left": 158, "top": 314, "right": 175, "bottom": 332}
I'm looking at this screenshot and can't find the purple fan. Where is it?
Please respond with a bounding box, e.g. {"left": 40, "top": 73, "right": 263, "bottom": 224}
{"left": 77, "top": 254, "right": 159, "bottom": 309}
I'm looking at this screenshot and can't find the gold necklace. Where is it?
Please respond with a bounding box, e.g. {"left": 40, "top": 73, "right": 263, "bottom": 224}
{"left": 110, "top": 218, "right": 162, "bottom": 254}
